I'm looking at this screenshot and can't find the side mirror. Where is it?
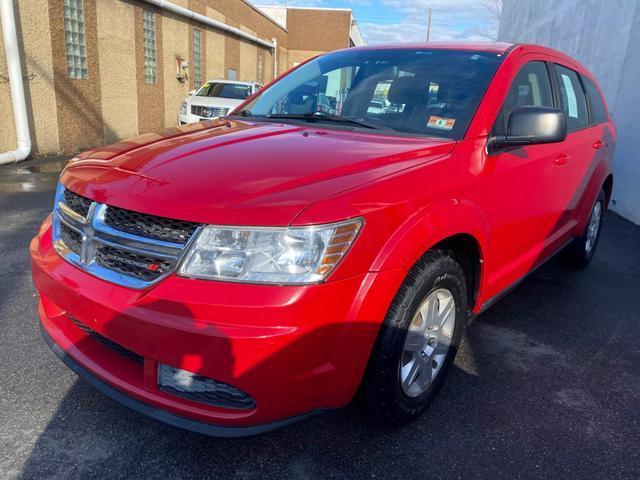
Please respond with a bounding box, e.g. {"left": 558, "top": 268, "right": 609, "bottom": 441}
{"left": 189, "top": 89, "right": 196, "bottom": 95}
{"left": 489, "top": 106, "right": 567, "bottom": 152}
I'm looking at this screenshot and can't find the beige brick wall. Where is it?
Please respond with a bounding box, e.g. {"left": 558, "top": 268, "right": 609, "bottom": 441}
{"left": 161, "top": 0, "right": 191, "bottom": 127}
{"left": 19, "top": 0, "right": 60, "bottom": 153}
{"left": 288, "top": 49, "right": 324, "bottom": 69}
{"left": 239, "top": 27, "right": 258, "bottom": 82}
{"left": 0, "top": 19, "right": 16, "bottom": 153}
{"left": 1, "top": 0, "right": 60, "bottom": 154}
{"left": 205, "top": 7, "right": 226, "bottom": 81}
{"left": 97, "top": 0, "right": 138, "bottom": 143}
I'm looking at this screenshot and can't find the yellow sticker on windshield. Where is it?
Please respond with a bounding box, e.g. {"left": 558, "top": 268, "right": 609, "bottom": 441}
{"left": 427, "top": 116, "right": 455, "bottom": 131}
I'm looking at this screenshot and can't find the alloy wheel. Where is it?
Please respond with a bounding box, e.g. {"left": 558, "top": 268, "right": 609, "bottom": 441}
{"left": 400, "top": 288, "right": 456, "bottom": 397}
{"left": 585, "top": 200, "right": 603, "bottom": 254}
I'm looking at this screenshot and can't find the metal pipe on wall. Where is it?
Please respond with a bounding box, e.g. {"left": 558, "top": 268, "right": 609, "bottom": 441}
{"left": 142, "top": 0, "right": 276, "bottom": 50}
{"left": 0, "top": 0, "right": 31, "bottom": 165}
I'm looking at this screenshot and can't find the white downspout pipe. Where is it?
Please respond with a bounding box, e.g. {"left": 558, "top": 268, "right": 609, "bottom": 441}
{"left": 0, "top": 0, "right": 31, "bottom": 165}
{"left": 272, "top": 38, "right": 278, "bottom": 78}
{"left": 142, "top": 0, "right": 276, "bottom": 50}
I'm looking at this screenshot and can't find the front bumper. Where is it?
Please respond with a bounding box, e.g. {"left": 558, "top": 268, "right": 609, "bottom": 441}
{"left": 178, "top": 112, "right": 221, "bottom": 125}
{"left": 31, "top": 216, "right": 404, "bottom": 435}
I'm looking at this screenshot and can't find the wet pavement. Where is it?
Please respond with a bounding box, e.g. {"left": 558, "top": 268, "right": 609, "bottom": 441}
{"left": 1, "top": 157, "right": 639, "bottom": 479}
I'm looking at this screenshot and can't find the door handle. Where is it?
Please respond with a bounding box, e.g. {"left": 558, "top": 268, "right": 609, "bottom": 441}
{"left": 554, "top": 153, "right": 570, "bottom": 166}
{"left": 592, "top": 140, "right": 604, "bottom": 150}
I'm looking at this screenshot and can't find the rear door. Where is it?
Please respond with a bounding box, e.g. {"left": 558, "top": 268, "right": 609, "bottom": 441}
{"left": 547, "top": 64, "right": 594, "bottom": 235}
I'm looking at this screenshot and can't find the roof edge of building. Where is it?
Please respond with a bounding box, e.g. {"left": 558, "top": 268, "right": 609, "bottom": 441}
{"left": 240, "top": 0, "right": 288, "bottom": 33}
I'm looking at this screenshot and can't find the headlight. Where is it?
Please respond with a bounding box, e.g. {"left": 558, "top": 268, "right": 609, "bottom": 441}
{"left": 179, "top": 218, "right": 363, "bottom": 284}
{"left": 179, "top": 102, "right": 188, "bottom": 115}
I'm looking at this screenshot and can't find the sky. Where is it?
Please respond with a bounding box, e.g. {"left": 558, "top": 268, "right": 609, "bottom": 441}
{"left": 255, "top": 0, "right": 500, "bottom": 44}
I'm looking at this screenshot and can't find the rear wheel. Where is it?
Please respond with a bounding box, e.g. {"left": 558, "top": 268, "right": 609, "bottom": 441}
{"left": 562, "top": 189, "right": 606, "bottom": 268}
{"left": 362, "top": 250, "right": 467, "bottom": 425}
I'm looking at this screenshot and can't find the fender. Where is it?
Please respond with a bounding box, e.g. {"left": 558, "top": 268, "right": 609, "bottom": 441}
{"left": 575, "top": 162, "right": 613, "bottom": 234}
{"left": 371, "top": 197, "right": 491, "bottom": 273}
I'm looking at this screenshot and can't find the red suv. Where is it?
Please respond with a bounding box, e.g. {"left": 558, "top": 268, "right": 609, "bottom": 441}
{"left": 31, "top": 43, "right": 614, "bottom": 437}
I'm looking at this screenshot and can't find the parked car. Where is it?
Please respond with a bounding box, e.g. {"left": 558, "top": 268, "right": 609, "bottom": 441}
{"left": 367, "top": 99, "right": 388, "bottom": 114}
{"left": 32, "top": 43, "right": 614, "bottom": 437}
{"left": 178, "top": 80, "right": 262, "bottom": 124}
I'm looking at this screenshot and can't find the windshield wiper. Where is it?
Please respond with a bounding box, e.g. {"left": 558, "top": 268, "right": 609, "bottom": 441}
{"left": 265, "top": 113, "right": 385, "bottom": 130}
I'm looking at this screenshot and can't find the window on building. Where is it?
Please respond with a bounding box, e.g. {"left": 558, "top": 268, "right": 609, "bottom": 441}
{"left": 143, "top": 11, "right": 157, "bottom": 84}
{"left": 227, "top": 68, "right": 237, "bottom": 81}
{"left": 193, "top": 29, "right": 202, "bottom": 89}
{"left": 493, "top": 61, "right": 554, "bottom": 136}
{"left": 581, "top": 75, "right": 608, "bottom": 124}
{"left": 63, "top": 0, "right": 88, "bottom": 79}
{"left": 555, "top": 64, "right": 589, "bottom": 131}
{"left": 257, "top": 52, "right": 265, "bottom": 84}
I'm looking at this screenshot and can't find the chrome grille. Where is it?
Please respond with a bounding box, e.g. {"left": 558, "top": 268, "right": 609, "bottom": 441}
{"left": 105, "top": 205, "right": 200, "bottom": 244}
{"left": 191, "top": 105, "right": 228, "bottom": 118}
{"left": 95, "top": 245, "right": 173, "bottom": 282}
{"left": 60, "top": 223, "right": 82, "bottom": 255}
{"left": 52, "top": 185, "right": 201, "bottom": 289}
{"left": 63, "top": 188, "right": 91, "bottom": 217}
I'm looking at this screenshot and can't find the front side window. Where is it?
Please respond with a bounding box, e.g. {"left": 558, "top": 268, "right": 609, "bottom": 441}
{"left": 196, "top": 82, "right": 252, "bottom": 100}
{"left": 239, "top": 49, "right": 503, "bottom": 139}
{"left": 493, "top": 61, "right": 554, "bottom": 136}
{"left": 555, "top": 64, "right": 589, "bottom": 131}
{"left": 193, "top": 29, "right": 202, "bottom": 89}
{"left": 581, "top": 75, "right": 608, "bottom": 124}
{"left": 143, "top": 11, "right": 157, "bottom": 84}
{"left": 63, "top": 0, "right": 88, "bottom": 79}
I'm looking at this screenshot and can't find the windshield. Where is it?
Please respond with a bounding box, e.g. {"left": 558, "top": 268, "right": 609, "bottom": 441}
{"left": 239, "top": 49, "right": 503, "bottom": 139}
{"left": 196, "top": 82, "right": 252, "bottom": 100}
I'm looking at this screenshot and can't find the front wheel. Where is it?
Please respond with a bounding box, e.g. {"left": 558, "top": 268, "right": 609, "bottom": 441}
{"left": 562, "top": 189, "right": 606, "bottom": 268}
{"left": 361, "top": 250, "right": 467, "bottom": 425}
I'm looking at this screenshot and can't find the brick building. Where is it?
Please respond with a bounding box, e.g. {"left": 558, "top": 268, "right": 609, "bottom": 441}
{"left": 0, "top": 0, "right": 364, "bottom": 156}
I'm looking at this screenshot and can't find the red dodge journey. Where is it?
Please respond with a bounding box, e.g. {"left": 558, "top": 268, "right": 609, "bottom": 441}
{"left": 31, "top": 42, "right": 615, "bottom": 437}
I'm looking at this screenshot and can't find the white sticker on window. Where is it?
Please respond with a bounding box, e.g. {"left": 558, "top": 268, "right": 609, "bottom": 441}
{"left": 561, "top": 74, "right": 578, "bottom": 118}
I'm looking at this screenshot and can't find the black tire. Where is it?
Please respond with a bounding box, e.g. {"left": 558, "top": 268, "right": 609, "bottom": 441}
{"left": 361, "top": 250, "right": 467, "bottom": 425}
{"left": 562, "top": 189, "right": 606, "bottom": 268}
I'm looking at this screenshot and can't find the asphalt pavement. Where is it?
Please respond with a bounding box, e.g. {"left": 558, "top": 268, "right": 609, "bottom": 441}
{"left": 1, "top": 157, "right": 639, "bottom": 479}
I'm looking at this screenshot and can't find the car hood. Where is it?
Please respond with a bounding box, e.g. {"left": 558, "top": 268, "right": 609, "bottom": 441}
{"left": 62, "top": 120, "right": 455, "bottom": 226}
{"left": 186, "top": 95, "right": 244, "bottom": 109}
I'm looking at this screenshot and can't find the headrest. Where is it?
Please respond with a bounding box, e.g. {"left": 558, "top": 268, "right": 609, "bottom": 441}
{"left": 388, "top": 77, "right": 422, "bottom": 105}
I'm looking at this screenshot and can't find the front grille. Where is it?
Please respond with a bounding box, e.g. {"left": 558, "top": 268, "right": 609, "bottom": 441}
{"left": 53, "top": 185, "right": 198, "bottom": 288}
{"left": 158, "top": 364, "right": 256, "bottom": 410}
{"left": 60, "top": 223, "right": 82, "bottom": 254}
{"left": 69, "top": 315, "right": 144, "bottom": 364}
{"left": 95, "top": 245, "right": 173, "bottom": 282}
{"left": 63, "top": 189, "right": 92, "bottom": 217}
{"left": 191, "top": 105, "right": 228, "bottom": 118}
{"left": 104, "top": 206, "right": 201, "bottom": 244}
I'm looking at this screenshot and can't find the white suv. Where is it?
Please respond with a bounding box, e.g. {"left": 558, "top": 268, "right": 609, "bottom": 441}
{"left": 178, "top": 80, "right": 262, "bottom": 125}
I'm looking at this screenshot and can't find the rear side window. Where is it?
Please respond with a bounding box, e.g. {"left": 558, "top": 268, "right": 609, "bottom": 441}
{"left": 582, "top": 75, "right": 608, "bottom": 124}
{"left": 494, "top": 61, "right": 554, "bottom": 136}
{"left": 554, "top": 65, "right": 589, "bottom": 131}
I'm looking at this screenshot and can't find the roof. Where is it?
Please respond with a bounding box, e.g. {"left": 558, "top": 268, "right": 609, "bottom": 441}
{"left": 202, "top": 79, "right": 260, "bottom": 86}
{"left": 355, "top": 42, "right": 515, "bottom": 54}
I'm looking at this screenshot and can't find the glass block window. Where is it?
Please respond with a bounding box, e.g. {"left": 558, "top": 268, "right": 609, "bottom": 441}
{"left": 193, "top": 29, "right": 202, "bottom": 88}
{"left": 257, "top": 52, "right": 264, "bottom": 84}
{"left": 143, "top": 11, "right": 157, "bottom": 84}
{"left": 63, "top": 0, "right": 88, "bottom": 79}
